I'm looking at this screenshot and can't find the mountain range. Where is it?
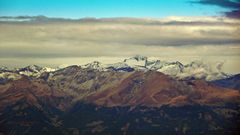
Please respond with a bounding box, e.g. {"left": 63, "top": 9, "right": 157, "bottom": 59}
{"left": 0, "top": 56, "right": 239, "bottom": 135}
{"left": 0, "top": 55, "right": 230, "bottom": 82}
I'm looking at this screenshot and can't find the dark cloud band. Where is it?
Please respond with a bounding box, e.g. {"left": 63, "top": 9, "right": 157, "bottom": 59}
{"left": 193, "top": 0, "right": 240, "bottom": 18}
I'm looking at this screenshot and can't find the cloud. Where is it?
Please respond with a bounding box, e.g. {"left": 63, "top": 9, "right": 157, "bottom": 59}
{"left": 1, "top": 15, "right": 240, "bottom": 25}
{"left": 1, "top": 16, "right": 239, "bottom": 47}
{"left": 193, "top": 0, "right": 240, "bottom": 18}
{"left": 0, "top": 16, "right": 239, "bottom": 73}
{"left": 0, "top": 17, "right": 239, "bottom": 56}
{"left": 195, "top": 0, "right": 240, "bottom": 8}
{"left": 225, "top": 9, "right": 240, "bottom": 18}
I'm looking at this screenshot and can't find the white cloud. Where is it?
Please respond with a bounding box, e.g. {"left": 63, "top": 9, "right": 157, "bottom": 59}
{"left": 0, "top": 16, "right": 239, "bottom": 73}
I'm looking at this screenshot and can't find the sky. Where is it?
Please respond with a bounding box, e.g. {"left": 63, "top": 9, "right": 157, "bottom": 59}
{"left": 0, "top": 0, "right": 236, "bottom": 18}
{"left": 0, "top": 0, "right": 240, "bottom": 74}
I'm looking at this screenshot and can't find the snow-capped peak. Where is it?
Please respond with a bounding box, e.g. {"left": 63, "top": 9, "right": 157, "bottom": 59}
{"left": 0, "top": 56, "right": 230, "bottom": 81}
{"left": 81, "top": 61, "right": 106, "bottom": 71}
{"left": 42, "top": 67, "right": 56, "bottom": 72}
{"left": 19, "top": 65, "right": 43, "bottom": 72}
{"left": 122, "top": 56, "right": 228, "bottom": 81}
{"left": 17, "top": 65, "right": 56, "bottom": 77}
{"left": 124, "top": 55, "right": 148, "bottom": 68}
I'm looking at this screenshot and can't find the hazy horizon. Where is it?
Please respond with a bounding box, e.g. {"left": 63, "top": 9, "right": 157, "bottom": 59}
{"left": 0, "top": 0, "right": 239, "bottom": 74}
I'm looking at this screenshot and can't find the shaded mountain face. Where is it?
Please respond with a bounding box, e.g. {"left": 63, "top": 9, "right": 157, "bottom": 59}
{"left": 0, "top": 66, "right": 239, "bottom": 135}
{"left": 211, "top": 74, "right": 240, "bottom": 90}
{"left": 64, "top": 103, "right": 240, "bottom": 135}
{"left": 84, "top": 71, "right": 239, "bottom": 107}
{"left": 0, "top": 76, "right": 73, "bottom": 135}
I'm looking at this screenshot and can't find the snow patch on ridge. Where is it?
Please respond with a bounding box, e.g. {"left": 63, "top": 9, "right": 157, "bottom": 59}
{"left": 0, "top": 56, "right": 231, "bottom": 81}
